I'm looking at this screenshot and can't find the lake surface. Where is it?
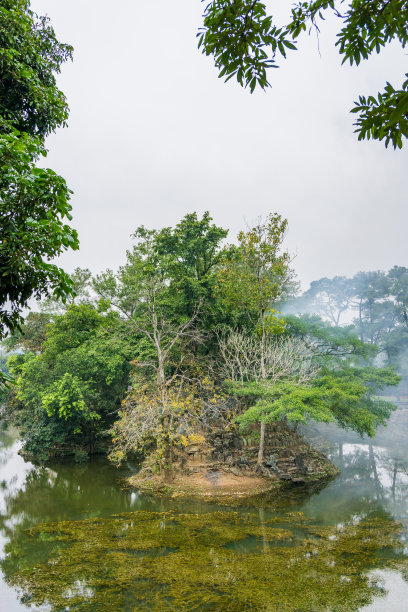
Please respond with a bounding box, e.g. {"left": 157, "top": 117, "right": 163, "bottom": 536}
{"left": 1, "top": 427, "right": 408, "bottom": 611}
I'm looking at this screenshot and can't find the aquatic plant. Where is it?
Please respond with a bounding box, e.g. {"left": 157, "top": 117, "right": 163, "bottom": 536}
{"left": 5, "top": 510, "right": 408, "bottom": 611}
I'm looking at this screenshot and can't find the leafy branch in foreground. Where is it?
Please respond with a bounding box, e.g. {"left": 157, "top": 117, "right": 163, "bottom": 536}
{"left": 199, "top": 0, "right": 408, "bottom": 147}
{"left": 0, "top": 0, "right": 77, "bottom": 342}
{"left": 351, "top": 76, "right": 408, "bottom": 149}
{"left": 0, "top": 128, "right": 79, "bottom": 338}
{"left": 198, "top": 0, "right": 295, "bottom": 92}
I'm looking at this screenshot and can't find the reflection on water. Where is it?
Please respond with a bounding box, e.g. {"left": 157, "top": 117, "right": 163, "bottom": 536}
{"left": 0, "top": 427, "right": 408, "bottom": 610}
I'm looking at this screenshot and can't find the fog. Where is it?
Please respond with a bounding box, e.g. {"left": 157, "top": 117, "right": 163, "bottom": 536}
{"left": 30, "top": 0, "right": 407, "bottom": 289}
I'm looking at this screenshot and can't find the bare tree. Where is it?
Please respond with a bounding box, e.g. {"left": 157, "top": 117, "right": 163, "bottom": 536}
{"left": 218, "top": 329, "right": 319, "bottom": 463}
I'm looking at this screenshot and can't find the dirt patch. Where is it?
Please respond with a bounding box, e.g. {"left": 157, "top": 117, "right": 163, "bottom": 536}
{"left": 127, "top": 471, "right": 278, "bottom": 500}
{"left": 127, "top": 421, "right": 339, "bottom": 501}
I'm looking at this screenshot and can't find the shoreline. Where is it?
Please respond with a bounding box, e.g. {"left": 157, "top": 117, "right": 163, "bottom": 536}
{"left": 126, "top": 463, "right": 340, "bottom": 503}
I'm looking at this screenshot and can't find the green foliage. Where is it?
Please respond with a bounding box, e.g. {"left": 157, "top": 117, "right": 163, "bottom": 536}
{"left": 41, "top": 267, "right": 93, "bottom": 313}
{"left": 94, "top": 212, "right": 229, "bottom": 388}
{"left": 283, "top": 314, "right": 376, "bottom": 361}
{"left": 236, "top": 366, "right": 400, "bottom": 437}
{"left": 0, "top": 351, "right": 10, "bottom": 402}
{"left": 352, "top": 76, "right": 408, "bottom": 149}
{"left": 217, "top": 213, "right": 292, "bottom": 328}
{"left": 3, "top": 311, "right": 51, "bottom": 353}
{"left": 41, "top": 373, "right": 94, "bottom": 421}
{"left": 154, "top": 211, "right": 228, "bottom": 320}
{"left": 0, "top": 128, "right": 79, "bottom": 337}
{"left": 4, "top": 210, "right": 403, "bottom": 466}
{"left": 235, "top": 379, "right": 333, "bottom": 427}
{"left": 198, "top": 1, "right": 295, "bottom": 92}
{"left": 5, "top": 304, "right": 132, "bottom": 459}
{"left": 199, "top": 0, "right": 408, "bottom": 147}
{"left": 0, "top": 1, "right": 77, "bottom": 341}
{"left": 0, "top": 0, "right": 72, "bottom": 136}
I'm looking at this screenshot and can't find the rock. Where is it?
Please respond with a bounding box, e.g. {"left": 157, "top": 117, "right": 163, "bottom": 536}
{"left": 294, "top": 453, "right": 305, "bottom": 468}
{"left": 186, "top": 445, "right": 201, "bottom": 454}
{"left": 237, "top": 456, "right": 249, "bottom": 467}
{"left": 264, "top": 454, "right": 280, "bottom": 474}
{"left": 255, "top": 464, "right": 271, "bottom": 477}
{"left": 230, "top": 467, "right": 242, "bottom": 477}
{"left": 294, "top": 453, "right": 308, "bottom": 475}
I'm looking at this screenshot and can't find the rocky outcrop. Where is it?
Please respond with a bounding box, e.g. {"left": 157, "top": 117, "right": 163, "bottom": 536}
{"left": 202, "top": 420, "right": 338, "bottom": 485}
{"left": 129, "top": 421, "right": 339, "bottom": 500}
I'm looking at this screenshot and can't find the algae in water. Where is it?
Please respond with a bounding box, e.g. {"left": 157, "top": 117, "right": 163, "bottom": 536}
{"left": 4, "top": 510, "right": 408, "bottom": 611}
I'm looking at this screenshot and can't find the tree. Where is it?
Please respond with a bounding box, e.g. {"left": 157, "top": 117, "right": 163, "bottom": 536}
{"left": 94, "top": 226, "right": 202, "bottom": 408}
{"left": 40, "top": 267, "right": 93, "bottom": 313}
{"left": 218, "top": 328, "right": 318, "bottom": 462}
{"left": 0, "top": 131, "right": 79, "bottom": 338}
{"left": 218, "top": 213, "right": 292, "bottom": 367}
{"left": 5, "top": 304, "right": 132, "bottom": 460}
{"left": 283, "top": 313, "right": 376, "bottom": 361}
{"left": 109, "top": 376, "right": 211, "bottom": 472}
{"left": 0, "top": 0, "right": 78, "bottom": 345}
{"left": 199, "top": 0, "right": 408, "bottom": 148}
{"left": 234, "top": 362, "right": 400, "bottom": 450}
{"left": 94, "top": 214, "right": 231, "bottom": 476}
{"left": 217, "top": 213, "right": 293, "bottom": 459}
{"left": 301, "top": 276, "right": 353, "bottom": 326}
{"left": 93, "top": 219, "right": 223, "bottom": 475}
{"left": 3, "top": 311, "right": 51, "bottom": 353}
{"left": 154, "top": 211, "right": 228, "bottom": 320}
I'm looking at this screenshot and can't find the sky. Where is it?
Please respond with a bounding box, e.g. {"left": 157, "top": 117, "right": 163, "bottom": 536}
{"left": 32, "top": 0, "right": 408, "bottom": 290}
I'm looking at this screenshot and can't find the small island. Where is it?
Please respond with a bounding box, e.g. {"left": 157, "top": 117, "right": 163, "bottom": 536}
{"left": 128, "top": 419, "right": 339, "bottom": 501}
{"left": 2, "top": 213, "right": 399, "bottom": 501}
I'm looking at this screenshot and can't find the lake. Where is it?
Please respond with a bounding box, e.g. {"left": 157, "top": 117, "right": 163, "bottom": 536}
{"left": 1, "top": 426, "right": 408, "bottom": 611}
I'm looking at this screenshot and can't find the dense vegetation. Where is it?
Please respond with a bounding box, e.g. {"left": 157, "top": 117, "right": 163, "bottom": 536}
{"left": 1, "top": 213, "right": 400, "bottom": 474}
{"left": 0, "top": 0, "right": 78, "bottom": 346}
{"left": 291, "top": 269, "right": 408, "bottom": 382}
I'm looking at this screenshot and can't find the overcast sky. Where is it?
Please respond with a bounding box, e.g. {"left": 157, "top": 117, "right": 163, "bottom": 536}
{"left": 32, "top": 0, "right": 407, "bottom": 289}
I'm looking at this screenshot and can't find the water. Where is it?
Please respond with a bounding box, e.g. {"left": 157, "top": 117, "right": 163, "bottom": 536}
{"left": 1, "top": 428, "right": 408, "bottom": 611}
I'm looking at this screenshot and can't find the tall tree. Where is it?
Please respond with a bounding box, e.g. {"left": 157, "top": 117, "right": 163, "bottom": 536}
{"left": 94, "top": 214, "right": 227, "bottom": 477}
{"left": 217, "top": 213, "right": 292, "bottom": 459}
{"left": 219, "top": 329, "right": 318, "bottom": 462}
{"left": 301, "top": 276, "right": 353, "bottom": 326}
{"left": 93, "top": 214, "right": 226, "bottom": 405}
{"left": 0, "top": 0, "right": 78, "bottom": 345}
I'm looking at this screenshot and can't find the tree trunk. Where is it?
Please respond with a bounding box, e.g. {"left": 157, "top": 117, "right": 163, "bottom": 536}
{"left": 157, "top": 353, "right": 166, "bottom": 407}
{"left": 257, "top": 310, "right": 267, "bottom": 464}
{"left": 260, "top": 309, "right": 266, "bottom": 380}
{"left": 258, "top": 421, "right": 266, "bottom": 465}
{"left": 359, "top": 299, "right": 364, "bottom": 342}
{"left": 162, "top": 439, "right": 174, "bottom": 483}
